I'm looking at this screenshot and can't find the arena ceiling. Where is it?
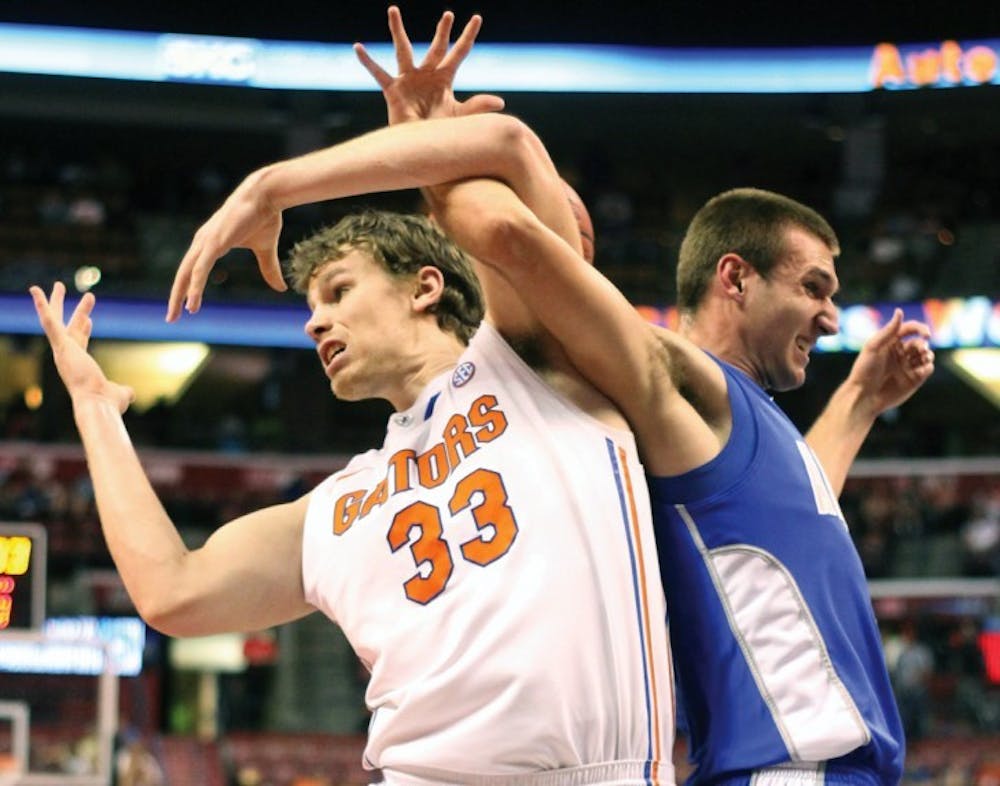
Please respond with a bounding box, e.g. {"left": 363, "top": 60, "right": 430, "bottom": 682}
{"left": 0, "top": 0, "right": 990, "bottom": 48}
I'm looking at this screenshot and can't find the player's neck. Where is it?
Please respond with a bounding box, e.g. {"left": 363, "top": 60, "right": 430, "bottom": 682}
{"left": 389, "top": 332, "right": 466, "bottom": 411}
{"left": 682, "top": 304, "right": 764, "bottom": 387}
{"left": 681, "top": 302, "right": 731, "bottom": 357}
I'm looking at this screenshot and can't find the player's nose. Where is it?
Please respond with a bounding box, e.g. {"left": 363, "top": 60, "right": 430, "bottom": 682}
{"left": 817, "top": 303, "right": 839, "bottom": 337}
{"left": 304, "top": 308, "right": 331, "bottom": 342}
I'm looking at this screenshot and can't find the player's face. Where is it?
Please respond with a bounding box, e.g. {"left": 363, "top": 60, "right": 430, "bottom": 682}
{"left": 304, "top": 249, "right": 419, "bottom": 403}
{"left": 743, "top": 227, "right": 839, "bottom": 391}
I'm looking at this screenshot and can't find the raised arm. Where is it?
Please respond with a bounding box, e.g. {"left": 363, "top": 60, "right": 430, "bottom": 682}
{"left": 354, "top": 6, "right": 589, "bottom": 340}
{"left": 432, "top": 178, "right": 726, "bottom": 476}
{"left": 31, "top": 283, "right": 314, "bottom": 636}
{"left": 168, "top": 112, "right": 556, "bottom": 321}
{"left": 806, "top": 308, "right": 934, "bottom": 494}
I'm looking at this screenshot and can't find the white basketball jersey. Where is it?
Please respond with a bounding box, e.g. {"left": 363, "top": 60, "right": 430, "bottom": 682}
{"left": 302, "top": 322, "right": 674, "bottom": 785}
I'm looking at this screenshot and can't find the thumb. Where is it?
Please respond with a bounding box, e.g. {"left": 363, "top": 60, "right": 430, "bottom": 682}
{"left": 115, "top": 383, "right": 136, "bottom": 415}
{"left": 866, "top": 307, "right": 903, "bottom": 350}
{"left": 458, "top": 94, "right": 505, "bottom": 116}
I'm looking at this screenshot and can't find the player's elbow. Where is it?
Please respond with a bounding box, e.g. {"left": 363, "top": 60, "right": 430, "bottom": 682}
{"left": 479, "top": 114, "right": 547, "bottom": 181}
{"left": 476, "top": 209, "right": 546, "bottom": 278}
{"left": 129, "top": 574, "right": 208, "bottom": 638}
{"left": 134, "top": 594, "right": 194, "bottom": 638}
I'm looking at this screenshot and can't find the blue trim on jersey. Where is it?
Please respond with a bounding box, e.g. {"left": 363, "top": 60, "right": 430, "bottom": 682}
{"left": 423, "top": 392, "right": 441, "bottom": 421}
{"left": 606, "top": 437, "right": 655, "bottom": 785}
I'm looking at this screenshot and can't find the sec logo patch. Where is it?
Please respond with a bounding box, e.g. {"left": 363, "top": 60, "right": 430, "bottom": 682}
{"left": 452, "top": 362, "right": 476, "bottom": 387}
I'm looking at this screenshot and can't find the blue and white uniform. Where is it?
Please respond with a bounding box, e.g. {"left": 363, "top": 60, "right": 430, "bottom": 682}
{"left": 648, "top": 356, "right": 903, "bottom": 786}
{"left": 303, "top": 322, "right": 675, "bottom": 786}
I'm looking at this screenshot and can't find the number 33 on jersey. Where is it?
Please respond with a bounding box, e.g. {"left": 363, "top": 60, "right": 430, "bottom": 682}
{"left": 333, "top": 392, "right": 517, "bottom": 605}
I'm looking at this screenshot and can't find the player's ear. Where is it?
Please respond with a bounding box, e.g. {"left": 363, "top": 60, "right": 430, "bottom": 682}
{"left": 412, "top": 265, "right": 445, "bottom": 314}
{"left": 718, "top": 253, "right": 751, "bottom": 300}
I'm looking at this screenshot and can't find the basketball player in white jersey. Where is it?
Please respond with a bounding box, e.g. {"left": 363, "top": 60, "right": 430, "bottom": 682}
{"left": 29, "top": 15, "right": 675, "bottom": 786}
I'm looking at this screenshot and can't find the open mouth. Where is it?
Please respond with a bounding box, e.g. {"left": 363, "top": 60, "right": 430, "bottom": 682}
{"left": 320, "top": 341, "right": 346, "bottom": 370}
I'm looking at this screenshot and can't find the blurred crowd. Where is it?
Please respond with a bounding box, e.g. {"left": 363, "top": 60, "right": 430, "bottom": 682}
{"left": 1, "top": 454, "right": 998, "bottom": 784}
{"left": 842, "top": 473, "right": 1000, "bottom": 579}
{"left": 1, "top": 91, "right": 998, "bottom": 307}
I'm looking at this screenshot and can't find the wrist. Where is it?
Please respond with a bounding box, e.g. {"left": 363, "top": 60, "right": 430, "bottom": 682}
{"left": 249, "top": 164, "right": 288, "bottom": 213}
{"left": 72, "top": 391, "right": 126, "bottom": 425}
{"left": 836, "top": 376, "right": 880, "bottom": 426}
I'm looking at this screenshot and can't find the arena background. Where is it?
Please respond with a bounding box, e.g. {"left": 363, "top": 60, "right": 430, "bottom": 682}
{"left": 0, "top": 1, "right": 997, "bottom": 784}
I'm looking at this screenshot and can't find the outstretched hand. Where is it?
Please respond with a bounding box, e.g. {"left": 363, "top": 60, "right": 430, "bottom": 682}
{"left": 847, "top": 308, "right": 935, "bottom": 417}
{"left": 30, "top": 282, "right": 135, "bottom": 413}
{"left": 167, "top": 170, "right": 285, "bottom": 322}
{"left": 354, "top": 5, "right": 504, "bottom": 125}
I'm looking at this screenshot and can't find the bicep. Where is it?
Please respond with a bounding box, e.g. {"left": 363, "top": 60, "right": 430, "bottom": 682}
{"left": 157, "top": 495, "right": 314, "bottom": 636}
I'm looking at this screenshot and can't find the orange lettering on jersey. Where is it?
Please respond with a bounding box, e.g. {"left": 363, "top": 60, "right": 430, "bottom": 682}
{"left": 387, "top": 449, "right": 415, "bottom": 495}
{"left": 416, "top": 443, "right": 449, "bottom": 489}
{"left": 467, "top": 394, "right": 508, "bottom": 442}
{"left": 387, "top": 500, "right": 454, "bottom": 604}
{"left": 360, "top": 479, "right": 389, "bottom": 518}
{"left": 333, "top": 490, "right": 365, "bottom": 535}
{"left": 451, "top": 468, "right": 518, "bottom": 566}
{"left": 443, "top": 413, "right": 479, "bottom": 469}
{"left": 335, "top": 399, "right": 512, "bottom": 535}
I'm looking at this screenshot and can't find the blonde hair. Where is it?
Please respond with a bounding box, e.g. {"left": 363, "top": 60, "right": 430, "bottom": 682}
{"left": 287, "top": 210, "right": 484, "bottom": 344}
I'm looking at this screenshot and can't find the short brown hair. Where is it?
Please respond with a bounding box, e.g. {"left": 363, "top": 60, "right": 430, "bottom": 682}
{"left": 676, "top": 188, "right": 840, "bottom": 313}
{"left": 286, "top": 210, "right": 484, "bottom": 344}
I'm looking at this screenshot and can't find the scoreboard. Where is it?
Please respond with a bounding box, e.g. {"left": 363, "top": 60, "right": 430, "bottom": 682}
{"left": 0, "top": 523, "right": 46, "bottom": 636}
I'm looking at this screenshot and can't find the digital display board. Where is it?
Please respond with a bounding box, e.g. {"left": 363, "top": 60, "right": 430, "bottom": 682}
{"left": 0, "top": 523, "right": 46, "bottom": 636}
{"left": 2, "top": 294, "right": 998, "bottom": 352}
{"left": 0, "top": 22, "right": 998, "bottom": 93}
{"left": 0, "top": 616, "right": 146, "bottom": 675}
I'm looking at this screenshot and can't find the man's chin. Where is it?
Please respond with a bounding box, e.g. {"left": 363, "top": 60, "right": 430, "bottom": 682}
{"left": 770, "top": 368, "right": 807, "bottom": 392}
{"left": 786, "top": 371, "right": 808, "bottom": 392}
{"left": 329, "top": 379, "right": 354, "bottom": 402}
{"left": 330, "top": 377, "right": 371, "bottom": 403}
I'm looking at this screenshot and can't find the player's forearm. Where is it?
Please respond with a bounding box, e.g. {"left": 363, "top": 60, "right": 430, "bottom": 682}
{"left": 257, "top": 114, "right": 529, "bottom": 212}
{"left": 805, "top": 380, "right": 877, "bottom": 495}
{"left": 72, "top": 395, "right": 192, "bottom": 626}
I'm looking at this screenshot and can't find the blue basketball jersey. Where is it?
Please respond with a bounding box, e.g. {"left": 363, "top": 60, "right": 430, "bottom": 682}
{"left": 648, "top": 356, "right": 904, "bottom": 785}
